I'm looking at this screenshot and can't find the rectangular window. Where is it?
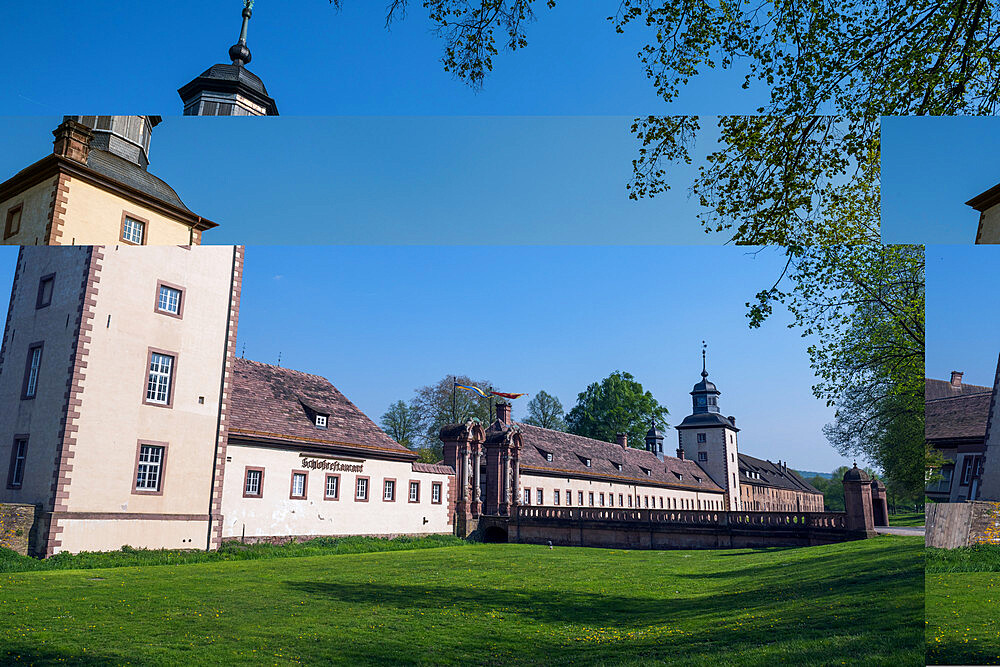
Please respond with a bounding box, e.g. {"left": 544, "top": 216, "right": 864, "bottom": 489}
{"left": 243, "top": 468, "right": 263, "bottom": 497}
{"left": 697, "top": 451, "right": 708, "bottom": 461}
{"left": 536, "top": 488, "right": 543, "bottom": 505}
{"left": 431, "top": 482, "right": 442, "bottom": 504}
{"left": 290, "top": 471, "right": 307, "bottom": 499}
{"left": 608, "top": 493, "right": 614, "bottom": 507}
{"left": 628, "top": 495, "right": 633, "bottom": 507}
{"left": 599, "top": 493, "right": 605, "bottom": 507}
{"left": 961, "top": 457, "right": 976, "bottom": 485}
{"left": 134, "top": 444, "right": 165, "bottom": 493}
{"left": 325, "top": 474, "right": 340, "bottom": 500}
{"left": 697, "top": 433, "right": 707, "bottom": 443}
{"left": 315, "top": 415, "right": 328, "bottom": 428}
{"left": 545, "top": 452, "right": 553, "bottom": 462}
{"left": 565, "top": 489, "right": 572, "bottom": 505}
{"left": 7, "top": 437, "right": 28, "bottom": 489}
{"left": 409, "top": 480, "right": 420, "bottom": 503}
{"left": 619, "top": 494, "right": 623, "bottom": 506}
{"left": 659, "top": 497, "right": 664, "bottom": 508}
{"left": 553, "top": 489, "right": 560, "bottom": 505}
{"left": 145, "top": 350, "right": 175, "bottom": 405}
{"left": 4, "top": 204, "right": 22, "bottom": 239}
{"left": 22, "top": 344, "right": 42, "bottom": 399}
{"left": 155, "top": 283, "right": 183, "bottom": 317}
{"left": 588, "top": 492, "right": 594, "bottom": 506}
{"left": 36, "top": 274, "right": 55, "bottom": 309}
{"left": 523, "top": 488, "right": 530, "bottom": 505}
{"left": 382, "top": 479, "right": 396, "bottom": 501}
{"left": 578, "top": 491, "right": 584, "bottom": 506}
{"left": 355, "top": 476, "right": 369, "bottom": 501}
{"left": 121, "top": 215, "right": 146, "bottom": 245}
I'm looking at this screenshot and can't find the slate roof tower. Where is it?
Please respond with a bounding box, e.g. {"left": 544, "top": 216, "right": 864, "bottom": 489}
{"left": 178, "top": 1, "right": 279, "bottom": 116}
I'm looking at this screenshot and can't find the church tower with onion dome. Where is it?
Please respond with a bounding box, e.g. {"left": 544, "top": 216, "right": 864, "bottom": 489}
{"left": 178, "top": 1, "right": 279, "bottom": 116}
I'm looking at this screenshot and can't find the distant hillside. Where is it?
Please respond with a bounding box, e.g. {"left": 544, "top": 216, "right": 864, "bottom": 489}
{"left": 796, "top": 470, "right": 833, "bottom": 480}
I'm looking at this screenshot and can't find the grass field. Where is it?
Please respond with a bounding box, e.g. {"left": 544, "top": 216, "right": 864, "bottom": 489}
{"left": 0, "top": 536, "right": 922, "bottom": 666}
{"left": 888, "top": 512, "right": 925, "bottom": 527}
{"left": 926, "top": 573, "right": 1000, "bottom": 665}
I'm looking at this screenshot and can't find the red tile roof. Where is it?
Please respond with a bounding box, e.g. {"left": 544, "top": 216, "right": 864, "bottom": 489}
{"left": 514, "top": 423, "right": 723, "bottom": 493}
{"left": 229, "top": 358, "right": 414, "bottom": 458}
{"left": 412, "top": 462, "right": 455, "bottom": 475}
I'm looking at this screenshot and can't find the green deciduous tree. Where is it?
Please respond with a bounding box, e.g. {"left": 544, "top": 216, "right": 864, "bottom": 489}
{"left": 521, "top": 390, "right": 566, "bottom": 430}
{"left": 565, "top": 371, "right": 668, "bottom": 447}
{"left": 379, "top": 400, "right": 424, "bottom": 448}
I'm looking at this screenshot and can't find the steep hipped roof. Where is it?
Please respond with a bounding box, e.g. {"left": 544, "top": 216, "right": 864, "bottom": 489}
{"left": 738, "top": 453, "right": 822, "bottom": 495}
{"left": 514, "top": 423, "right": 724, "bottom": 493}
{"left": 229, "top": 358, "right": 414, "bottom": 458}
{"left": 925, "top": 377, "right": 991, "bottom": 400}
{"left": 926, "top": 392, "right": 991, "bottom": 443}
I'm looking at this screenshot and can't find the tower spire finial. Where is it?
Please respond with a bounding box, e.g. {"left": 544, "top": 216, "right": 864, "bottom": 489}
{"left": 229, "top": 1, "right": 254, "bottom": 66}
{"left": 701, "top": 340, "right": 707, "bottom": 377}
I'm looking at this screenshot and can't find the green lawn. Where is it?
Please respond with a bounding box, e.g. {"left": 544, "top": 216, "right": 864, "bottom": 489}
{"left": 888, "top": 512, "right": 925, "bottom": 527}
{"left": 0, "top": 536, "right": 922, "bottom": 666}
{"left": 926, "top": 572, "right": 1000, "bottom": 665}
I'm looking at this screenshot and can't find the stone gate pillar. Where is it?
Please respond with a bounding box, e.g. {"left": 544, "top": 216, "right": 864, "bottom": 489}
{"left": 870, "top": 479, "right": 889, "bottom": 527}
{"left": 842, "top": 464, "right": 876, "bottom": 538}
{"left": 440, "top": 420, "right": 485, "bottom": 538}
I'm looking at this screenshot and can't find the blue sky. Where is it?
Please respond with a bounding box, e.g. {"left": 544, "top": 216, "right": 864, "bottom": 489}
{"left": 882, "top": 117, "right": 1000, "bottom": 244}
{"left": 926, "top": 245, "right": 1000, "bottom": 388}
{"left": 2, "top": 115, "right": 730, "bottom": 245}
{"left": 0, "top": 245, "right": 850, "bottom": 472}
{"left": 2, "top": 2, "right": 767, "bottom": 116}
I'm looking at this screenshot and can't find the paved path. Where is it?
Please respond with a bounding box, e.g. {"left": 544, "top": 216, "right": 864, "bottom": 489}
{"left": 875, "top": 526, "right": 924, "bottom": 537}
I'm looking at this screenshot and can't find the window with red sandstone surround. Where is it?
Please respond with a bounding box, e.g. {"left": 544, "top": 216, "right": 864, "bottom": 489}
{"left": 578, "top": 491, "right": 584, "bottom": 506}
{"left": 154, "top": 282, "right": 184, "bottom": 318}
{"left": 290, "top": 471, "right": 308, "bottom": 499}
{"left": 144, "top": 349, "right": 176, "bottom": 407}
{"left": 408, "top": 480, "right": 419, "bottom": 503}
{"left": 6, "top": 436, "right": 28, "bottom": 489}
{"left": 523, "top": 488, "right": 530, "bottom": 505}
{"left": 4, "top": 203, "right": 22, "bottom": 239}
{"left": 243, "top": 468, "right": 264, "bottom": 498}
{"left": 553, "top": 489, "right": 560, "bottom": 505}
{"left": 133, "top": 442, "right": 167, "bottom": 495}
{"left": 431, "top": 482, "right": 442, "bottom": 504}
{"left": 120, "top": 213, "right": 147, "bottom": 245}
{"left": 355, "top": 476, "right": 369, "bottom": 502}
{"left": 536, "top": 488, "right": 543, "bottom": 505}
{"left": 588, "top": 492, "right": 594, "bottom": 507}
{"left": 21, "top": 343, "right": 43, "bottom": 399}
{"left": 383, "top": 479, "right": 396, "bottom": 502}
{"left": 36, "top": 274, "right": 54, "bottom": 309}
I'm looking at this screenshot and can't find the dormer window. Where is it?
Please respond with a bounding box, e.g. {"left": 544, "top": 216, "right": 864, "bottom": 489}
{"left": 584, "top": 458, "right": 591, "bottom": 467}
{"left": 315, "top": 414, "right": 328, "bottom": 428}
{"left": 613, "top": 462, "right": 622, "bottom": 471}
{"left": 641, "top": 467, "right": 651, "bottom": 476}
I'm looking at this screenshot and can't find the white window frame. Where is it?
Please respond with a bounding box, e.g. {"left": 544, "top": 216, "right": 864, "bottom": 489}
{"left": 157, "top": 285, "right": 182, "bottom": 315}
{"left": 315, "top": 414, "right": 328, "bottom": 428}
{"left": 536, "top": 488, "right": 543, "bottom": 505}
{"left": 122, "top": 216, "right": 145, "bottom": 244}
{"left": 523, "top": 488, "right": 530, "bottom": 505}
{"left": 135, "top": 444, "right": 165, "bottom": 491}
{"left": 409, "top": 481, "right": 419, "bottom": 502}
{"left": 245, "top": 469, "right": 262, "bottom": 496}
{"left": 146, "top": 352, "right": 174, "bottom": 405}
{"left": 25, "top": 347, "right": 42, "bottom": 398}
{"left": 384, "top": 479, "right": 395, "bottom": 501}
{"left": 553, "top": 489, "right": 560, "bottom": 505}
{"left": 431, "top": 483, "right": 442, "bottom": 504}
{"left": 356, "top": 477, "right": 369, "bottom": 500}
{"left": 578, "top": 491, "right": 584, "bottom": 506}
{"left": 9, "top": 438, "right": 27, "bottom": 488}
{"left": 291, "top": 472, "right": 306, "bottom": 498}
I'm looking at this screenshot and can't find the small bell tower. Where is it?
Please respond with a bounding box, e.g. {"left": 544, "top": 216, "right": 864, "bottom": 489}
{"left": 178, "top": 1, "right": 279, "bottom": 116}
{"left": 675, "top": 343, "right": 741, "bottom": 510}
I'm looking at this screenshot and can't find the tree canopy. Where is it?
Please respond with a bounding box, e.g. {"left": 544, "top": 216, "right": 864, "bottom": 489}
{"left": 565, "top": 371, "right": 668, "bottom": 447}
{"left": 521, "top": 390, "right": 567, "bottom": 430}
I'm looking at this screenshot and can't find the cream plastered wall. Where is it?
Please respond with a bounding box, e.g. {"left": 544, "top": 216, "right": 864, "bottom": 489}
{"left": 0, "top": 176, "right": 58, "bottom": 246}
{"left": 58, "top": 519, "right": 210, "bottom": 553}
{"left": 64, "top": 246, "right": 236, "bottom": 528}
{"left": 741, "top": 484, "right": 824, "bottom": 512}
{"left": 978, "top": 205, "right": 1000, "bottom": 243}
{"left": 0, "top": 248, "right": 90, "bottom": 506}
{"left": 60, "top": 178, "right": 195, "bottom": 246}
{"left": 678, "top": 426, "right": 741, "bottom": 510}
{"left": 221, "top": 445, "right": 453, "bottom": 539}
{"left": 518, "top": 472, "right": 726, "bottom": 512}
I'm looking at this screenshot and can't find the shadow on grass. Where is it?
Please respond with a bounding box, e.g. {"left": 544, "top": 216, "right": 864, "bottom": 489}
{"left": 928, "top": 639, "right": 1000, "bottom": 666}
{"left": 1, "top": 645, "right": 137, "bottom": 666}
